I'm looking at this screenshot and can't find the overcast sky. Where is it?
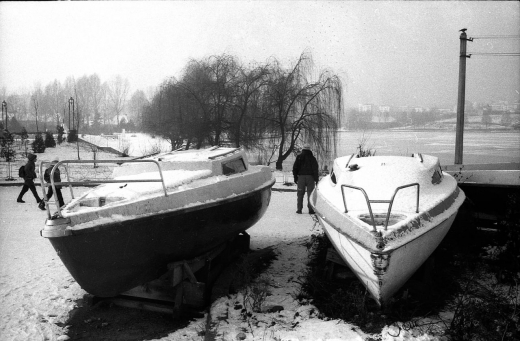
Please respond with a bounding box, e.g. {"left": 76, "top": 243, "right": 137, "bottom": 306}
{"left": 0, "top": 1, "right": 518, "bottom": 109}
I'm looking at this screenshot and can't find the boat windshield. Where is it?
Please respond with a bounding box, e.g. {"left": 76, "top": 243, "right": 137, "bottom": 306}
{"left": 222, "top": 158, "right": 247, "bottom": 175}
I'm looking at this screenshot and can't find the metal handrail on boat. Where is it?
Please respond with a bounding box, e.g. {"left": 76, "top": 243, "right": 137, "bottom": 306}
{"left": 345, "top": 154, "right": 355, "bottom": 168}
{"left": 38, "top": 159, "right": 168, "bottom": 219}
{"left": 208, "top": 147, "right": 241, "bottom": 160}
{"left": 412, "top": 153, "right": 424, "bottom": 163}
{"left": 340, "top": 183, "right": 420, "bottom": 231}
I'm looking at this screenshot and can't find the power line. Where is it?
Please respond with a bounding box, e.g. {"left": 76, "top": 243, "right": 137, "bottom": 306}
{"left": 468, "top": 52, "right": 520, "bottom": 57}
{"left": 471, "top": 35, "right": 520, "bottom": 39}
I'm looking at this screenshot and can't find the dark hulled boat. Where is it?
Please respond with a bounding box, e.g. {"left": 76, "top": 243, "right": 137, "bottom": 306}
{"left": 40, "top": 147, "right": 275, "bottom": 297}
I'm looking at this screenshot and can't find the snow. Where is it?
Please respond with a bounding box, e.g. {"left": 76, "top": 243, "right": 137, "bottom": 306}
{"left": 85, "top": 169, "right": 212, "bottom": 199}
{"left": 0, "top": 186, "right": 449, "bottom": 341}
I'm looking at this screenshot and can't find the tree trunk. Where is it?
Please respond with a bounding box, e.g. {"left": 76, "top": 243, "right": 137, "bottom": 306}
{"left": 275, "top": 157, "right": 284, "bottom": 170}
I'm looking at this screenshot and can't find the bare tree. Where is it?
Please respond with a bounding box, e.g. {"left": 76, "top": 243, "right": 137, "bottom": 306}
{"left": 42, "top": 82, "right": 57, "bottom": 131}
{"left": 108, "top": 75, "right": 130, "bottom": 128}
{"left": 90, "top": 75, "right": 104, "bottom": 114}
{"left": 31, "top": 84, "right": 43, "bottom": 132}
{"left": 206, "top": 54, "right": 240, "bottom": 146}
{"left": 143, "top": 79, "right": 189, "bottom": 151}
{"left": 230, "top": 63, "right": 270, "bottom": 148}
{"left": 48, "top": 79, "right": 66, "bottom": 128}
{"left": 141, "top": 51, "right": 342, "bottom": 162}
{"left": 176, "top": 54, "right": 242, "bottom": 147}
{"left": 263, "top": 51, "right": 343, "bottom": 170}
{"left": 128, "top": 89, "right": 148, "bottom": 129}
{"left": 99, "top": 82, "right": 110, "bottom": 126}
{"left": 178, "top": 58, "right": 214, "bottom": 148}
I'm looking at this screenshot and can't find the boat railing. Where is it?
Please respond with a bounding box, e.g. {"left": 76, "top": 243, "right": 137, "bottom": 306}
{"left": 38, "top": 159, "right": 168, "bottom": 219}
{"left": 345, "top": 154, "right": 355, "bottom": 168}
{"left": 208, "top": 147, "right": 241, "bottom": 160}
{"left": 412, "top": 153, "right": 424, "bottom": 163}
{"left": 340, "top": 183, "right": 420, "bottom": 231}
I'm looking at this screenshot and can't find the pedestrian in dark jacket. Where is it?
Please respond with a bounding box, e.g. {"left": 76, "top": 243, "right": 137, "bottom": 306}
{"left": 292, "top": 144, "right": 319, "bottom": 214}
{"left": 38, "top": 158, "right": 65, "bottom": 210}
{"left": 17, "top": 153, "right": 42, "bottom": 204}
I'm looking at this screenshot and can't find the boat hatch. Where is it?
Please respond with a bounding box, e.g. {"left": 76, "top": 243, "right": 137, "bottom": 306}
{"left": 79, "top": 196, "right": 126, "bottom": 207}
{"left": 358, "top": 213, "right": 407, "bottom": 227}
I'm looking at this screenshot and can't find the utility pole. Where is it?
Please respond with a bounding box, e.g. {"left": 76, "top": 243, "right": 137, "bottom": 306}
{"left": 455, "top": 28, "right": 473, "bottom": 165}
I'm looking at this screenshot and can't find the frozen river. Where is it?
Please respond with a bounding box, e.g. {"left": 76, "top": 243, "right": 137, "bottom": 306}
{"left": 336, "top": 129, "right": 520, "bottom": 165}
{"left": 83, "top": 129, "right": 520, "bottom": 166}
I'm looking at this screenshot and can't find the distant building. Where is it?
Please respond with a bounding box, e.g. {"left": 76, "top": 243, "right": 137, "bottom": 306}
{"left": 488, "top": 101, "right": 519, "bottom": 113}
{"left": 358, "top": 104, "right": 375, "bottom": 113}
{"left": 438, "top": 108, "right": 455, "bottom": 114}
{"left": 397, "top": 106, "right": 411, "bottom": 113}
{"left": 378, "top": 105, "right": 390, "bottom": 113}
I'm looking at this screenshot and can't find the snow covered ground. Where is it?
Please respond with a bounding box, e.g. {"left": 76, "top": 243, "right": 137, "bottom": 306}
{"left": 0, "top": 143, "right": 450, "bottom": 340}
{"left": 0, "top": 186, "right": 449, "bottom": 341}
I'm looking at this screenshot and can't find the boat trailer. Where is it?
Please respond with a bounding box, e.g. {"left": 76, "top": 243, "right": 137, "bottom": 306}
{"left": 85, "top": 232, "right": 251, "bottom": 318}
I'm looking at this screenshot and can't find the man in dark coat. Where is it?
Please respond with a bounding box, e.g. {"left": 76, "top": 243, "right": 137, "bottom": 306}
{"left": 292, "top": 144, "right": 319, "bottom": 214}
{"left": 17, "top": 153, "right": 43, "bottom": 204}
{"left": 39, "top": 158, "right": 65, "bottom": 210}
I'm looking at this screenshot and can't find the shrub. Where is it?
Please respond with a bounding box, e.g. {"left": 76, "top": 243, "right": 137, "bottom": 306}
{"left": 32, "top": 132, "right": 46, "bottom": 153}
{"left": 487, "top": 193, "right": 520, "bottom": 285}
{"left": 0, "top": 130, "right": 16, "bottom": 162}
{"left": 243, "top": 275, "right": 273, "bottom": 313}
{"left": 20, "top": 127, "right": 28, "bottom": 141}
{"left": 120, "top": 141, "right": 131, "bottom": 157}
{"left": 57, "top": 125, "right": 65, "bottom": 144}
{"left": 44, "top": 131, "right": 56, "bottom": 148}
{"left": 67, "top": 129, "right": 78, "bottom": 143}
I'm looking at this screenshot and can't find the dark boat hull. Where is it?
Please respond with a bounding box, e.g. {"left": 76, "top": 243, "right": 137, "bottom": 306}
{"left": 457, "top": 183, "right": 519, "bottom": 220}
{"left": 45, "top": 187, "right": 272, "bottom": 297}
{"left": 443, "top": 163, "right": 520, "bottom": 221}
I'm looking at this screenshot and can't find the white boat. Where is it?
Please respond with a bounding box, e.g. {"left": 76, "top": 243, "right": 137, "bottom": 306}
{"left": 310, "top": 153, "right": 465, "bottom": 305}
{"left": 40, "top": 147, "right": 275, "bottom": 297}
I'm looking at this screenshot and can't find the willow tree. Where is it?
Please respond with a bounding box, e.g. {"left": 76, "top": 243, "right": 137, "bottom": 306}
{"left": 177, "top": 55, "right": 244, "bottom": 147}
{"left": 263, "top": 51, "right": 343, "bottom": 170}
{"left": 229, "top": 63, "right": 270, "bottom": 148}
{"left": 142, "top": 79, "right": 187, "bottom": 151}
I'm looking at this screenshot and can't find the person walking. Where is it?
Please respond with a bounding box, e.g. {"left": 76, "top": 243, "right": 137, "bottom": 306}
{"left": 38, "top": 158, "right": 65, "bottom": 210}
{"left": 292, "top": 144, "right": 319, "bottom": 214}
{"left": 17, "top": 153, "right": 43, "bottom": 204}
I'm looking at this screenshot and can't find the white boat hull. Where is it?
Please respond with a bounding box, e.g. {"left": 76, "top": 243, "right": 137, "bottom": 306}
{"left": 310, "top": 154, "right": 465, "bottom": 305}
{"left": 319, "top": 212, "right": 457, "bottom": 305}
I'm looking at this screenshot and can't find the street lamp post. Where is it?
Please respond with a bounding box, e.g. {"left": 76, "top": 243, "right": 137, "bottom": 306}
{"left": 68, "top": 97, "right": 74, "bottom": 130}
{"left": 1, "top": 101, "right": 7, "bottom": 131}
{"left": 2, "top": 100, "right": 14, "bottom": 181}
{"left": 68, "top": 97, "right": 78, "bottom": 143}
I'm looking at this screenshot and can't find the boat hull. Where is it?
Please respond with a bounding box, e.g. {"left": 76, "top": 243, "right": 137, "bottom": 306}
{"left": 44, "top": 186, "right": 272, "bottom": 297}
{"left": 310, "top": 154, "right": 465, "bottom": 305}
{"left": 318, "top": 212, "right": 457, "bottom": 305}
{"left": 444, "top": 163, "right": 520, "bottom": 221}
